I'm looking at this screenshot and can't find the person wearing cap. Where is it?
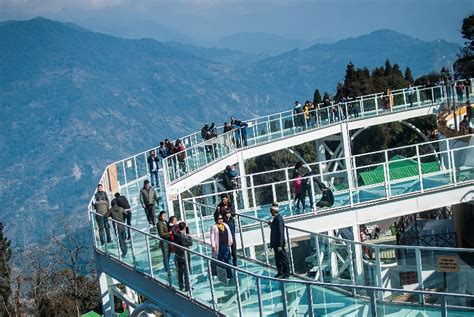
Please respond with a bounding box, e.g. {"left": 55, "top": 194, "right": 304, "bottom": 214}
{"left": 113, "top": 192, "right": 132, "bottom": 240}
{"left": 93, "top": 184, "right": 111, "bottom": 245}
{"left": 269, "top": 202, "right": 290, "bottom": 278}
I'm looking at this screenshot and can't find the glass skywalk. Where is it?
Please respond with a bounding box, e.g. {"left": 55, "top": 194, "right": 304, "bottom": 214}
{"left": 163, "top": 84, "right": 456, "bottom": 184}
{"left": 90, "top": 80, "right": 474, "bottom": 316}
{"left": 90, "top": 205, "right": 474, "bottom": 316}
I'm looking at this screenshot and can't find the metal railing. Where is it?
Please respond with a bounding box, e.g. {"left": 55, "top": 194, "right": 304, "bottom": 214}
{"left": 179, "top": 139, "right": 473, "bottom": 231}
{"left": 162, "top": 82, "right": 474, "bottom": 185}
{"left": 183, "top": 200, "right": 474, "bottom": 303}
{"left": 89, "top": 209, "right": 474, "bottom": 316}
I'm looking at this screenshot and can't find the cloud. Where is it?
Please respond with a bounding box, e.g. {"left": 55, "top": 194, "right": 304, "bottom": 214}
{"left": 1, "top": 0, "right": 125, "bottom": 17}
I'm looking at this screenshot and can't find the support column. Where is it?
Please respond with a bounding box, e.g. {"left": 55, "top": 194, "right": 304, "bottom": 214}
{"left": 237, "top": 152, "right": 250, "bottom": 209}
{"left": 341, "top": 123, "right": 355, "bottom": 195}
{"left": 315, "top": 139, "right": 327, "bottom": 172}
{"left": 352, "top": 224, "right": 364, "bottom": 283}
{"left": 98, "top": 271, "right": 114, "bottom": 317}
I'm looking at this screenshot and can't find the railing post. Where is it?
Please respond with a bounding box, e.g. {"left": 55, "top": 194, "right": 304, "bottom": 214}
{"left": 234, "top": 271, "right": 243, "bottom": 317}
{"left": 279, "top": 113, "right": 284, "bottom": 138}
{"left": 284, "top": 169, "right": 292, "bottom": 203}
{"left": 383, "top": 151, "right": 391, "bottom": 199}
{"left": 192, "top": 198, "right": 200, "bottom": 239}
{"left": 347, "top": 242, "right": 356, "bottom": 288}
{"left": 256, "top": 277, "right": 264, "bottom": 316}
{"left": 280, "top": 281, "right": 289, "bottom": 317}
{"left": 306, "top": 283, "right": 314, "bottom": 317}
{"left": 416, "top": 144, "right": 424, "bottom": 193}
{"left": 415, "top": 248, "right": 425, "bottom": 304}
{"left": 445, "top": 141, "right": 454, "bottom": 184}
{"left": 369, "top": 288, "right": 378, "bottom": 317}
{"left": 249, "top": 175, "right": 257, "bottom": 208}
{"left": 183, "top": 250, "right": 193, "bottom": 299}
{"left": 360, "top": 97, "right": 365, "bottom": 115}
{"left": 285, "top": 227, "right": 295, "bottom": 274}
{"left": 133, "top": 156, "right": 139, "bottom": 180}
{"left": 237, "top": 215, "right": 247, "bottom": 258}
{"left": 198, "top": 206, "right": 206, "bottom": 244}
{"left": 374, "top": 96, "right": 379, "bottom": 114}
{"left": 271, "top": 183, "right": 277, "bottom": 202}
{"left": 113, "top": 221, "right": 122, "bottom": 262}
{"left": 145, "top": 235, "right": 154, "bottom": 278}
{"left": 260, "top": 222, "right": 270, "bottom": 265}
{"left": 450, "top": 148, "right": 457, "bottom": 184}
{"left": 374, "top": 247, "right": 383, "bottom": 300}
{"left": 206, "top": 258, "right": 217, "bottom": 311}
{"left": 440, "top": 295, "right": 448, "bottom": 317}
{"left": 314, "top": 234, "right": 324, "bottom": 282}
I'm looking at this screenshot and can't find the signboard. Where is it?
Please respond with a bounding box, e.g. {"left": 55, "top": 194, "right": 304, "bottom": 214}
{"left": 437, "top": 255, "right": 459, "bottom": 273}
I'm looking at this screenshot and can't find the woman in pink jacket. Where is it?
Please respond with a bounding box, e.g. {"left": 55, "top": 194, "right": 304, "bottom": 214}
{"left": 292, "top": 171, "right": 302, "bottom": 211}
{"left": 210, "top": 215, "right": 234, "bottom": 279}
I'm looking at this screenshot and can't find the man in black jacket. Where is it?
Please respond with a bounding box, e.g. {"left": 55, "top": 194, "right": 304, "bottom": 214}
{"left": 214, "top": 194, "right": 235, "bottom": 222}
{"left": 174, "top": 222, "right": 193, "bottom": 291}
{"left": 113, "top": 192, "right": 132, "bottom": 240}
{"left": 269, "top": 202, "right": 290, "bottom": 278}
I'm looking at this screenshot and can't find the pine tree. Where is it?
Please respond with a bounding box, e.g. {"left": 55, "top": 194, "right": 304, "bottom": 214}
{"left": 384, "top": 59, "right": 392, "bottom": 76}
{"left": 323, "top": 91, "right": 331, "bottom": 102}
{"left": 313, "top": 89, "right": 322, "bottom": 105}
{"left": 404, "top": 67, "right": 414, "bottom": 84}
{"left": 0, "top": 223, "right": 14, "bottom": 316}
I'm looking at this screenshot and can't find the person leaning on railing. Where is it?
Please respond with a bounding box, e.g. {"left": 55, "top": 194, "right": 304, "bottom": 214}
{"left": 104, "top": 199, "right": 128, "bottom": 257}
{"left": 113, "top": 192, "right": 132, "bottom": 240}
{"left": 93, "top": 184, "right": 112, "bottom": 245}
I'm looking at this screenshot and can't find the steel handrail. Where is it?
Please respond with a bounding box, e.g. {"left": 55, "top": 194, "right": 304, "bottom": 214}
{"left": 89, "top": 209, "right": 474, "bottom": 300}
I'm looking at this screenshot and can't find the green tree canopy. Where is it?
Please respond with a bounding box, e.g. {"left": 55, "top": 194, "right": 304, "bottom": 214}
{"left": 454, "top": 14, "right": 474, "bottom": 78}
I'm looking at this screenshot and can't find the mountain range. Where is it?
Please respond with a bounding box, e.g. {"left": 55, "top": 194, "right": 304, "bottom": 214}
{"left": 0, "top": 17, "right": 460, "bottom": 251}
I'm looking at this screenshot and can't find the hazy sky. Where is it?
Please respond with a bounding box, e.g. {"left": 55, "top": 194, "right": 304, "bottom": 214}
{"left": 1, "top": 0, "right": 473, "bottom": 44}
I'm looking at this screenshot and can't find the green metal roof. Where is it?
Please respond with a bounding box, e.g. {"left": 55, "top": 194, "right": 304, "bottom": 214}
{"left": 359, "top": 155, "right": 440, "bottom": 186}
{"left": 81, "top": 311, "right": 101, "bottom": 317}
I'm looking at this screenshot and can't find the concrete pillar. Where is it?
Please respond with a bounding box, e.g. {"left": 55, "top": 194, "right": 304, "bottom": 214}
{"left": 237, "top": 151, "right": 250, "bottom": 209}
{"left": 98, "top": 271, "right": 114, "bottom": 317}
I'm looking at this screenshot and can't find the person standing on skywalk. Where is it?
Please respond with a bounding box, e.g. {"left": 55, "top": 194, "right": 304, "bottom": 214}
{"left": 93, "top": 184, "right": 112, "bottom": 245}
{"left": 269, "top": 202, "right": 290, "bottom": 279}
{"left": 139, "top": 180, "right": 158, "bottom": 227}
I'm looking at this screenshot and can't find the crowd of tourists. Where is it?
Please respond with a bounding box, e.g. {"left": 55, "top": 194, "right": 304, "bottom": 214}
{"left": 92, "top": 178, "right": 296, "bottom": 291}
